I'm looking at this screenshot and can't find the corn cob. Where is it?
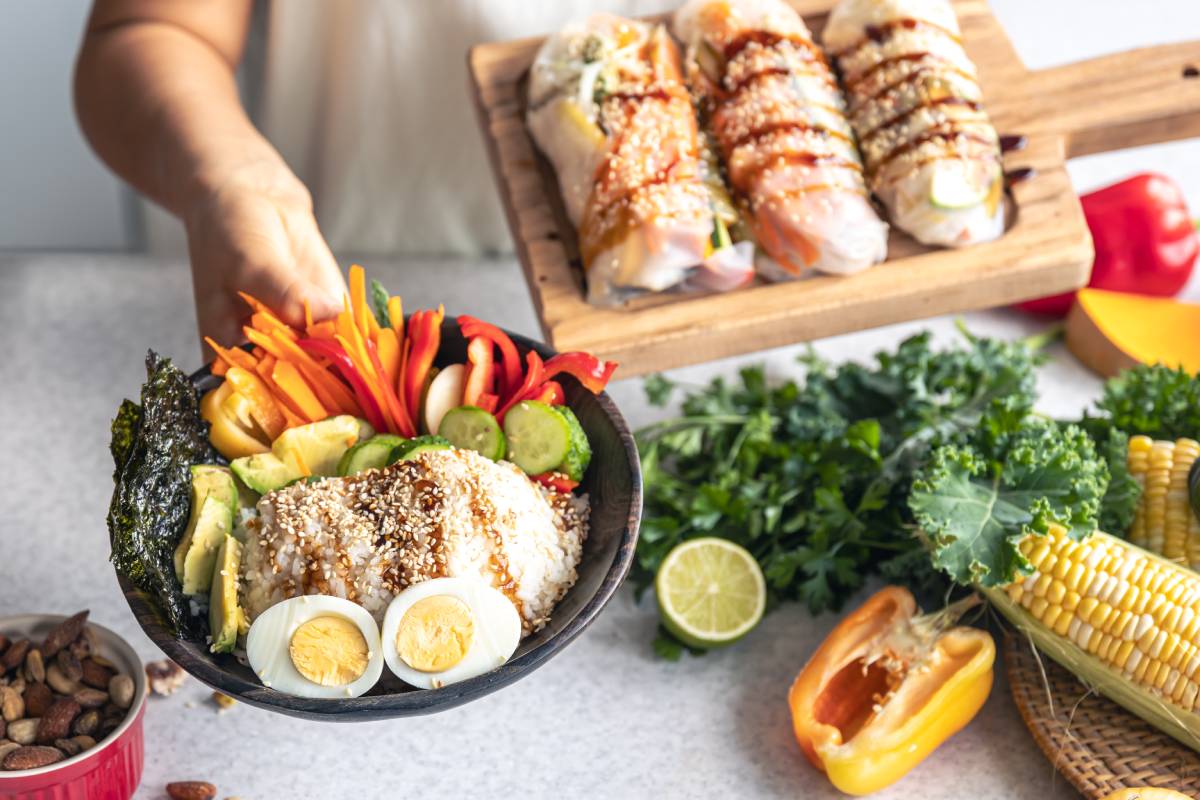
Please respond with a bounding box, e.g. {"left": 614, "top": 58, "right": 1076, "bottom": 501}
{"left": 984, "top": 524, "right": 1200, "bottom": 751}
{"left": 1127, "top": 435, "right": 1200, "bottom": 570}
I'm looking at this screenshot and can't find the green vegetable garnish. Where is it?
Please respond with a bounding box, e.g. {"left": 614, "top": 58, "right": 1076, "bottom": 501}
{"left": 370, "top": 279, "right": 391, "bottom": 329}
{"left": 108, "top": 352, "right": 220, "bottom": 636}
{"left": 1086, "top": 363, "right": 1200, "bottom": 441}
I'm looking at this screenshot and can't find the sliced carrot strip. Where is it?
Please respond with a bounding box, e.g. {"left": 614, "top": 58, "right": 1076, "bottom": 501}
{"left": 273, "top": 360, "right": 328, "bottom": 422}
{"left": 251, "top": 311, "right": 298, "bottom": 341}
{"left": 211, "top": 359, "right": 228, "bottom": 377}
{"left": 205, "top": 338, "right": 258, "bottom": 372}
{"left": 349, "top": 265, "right": 375, "bottom": 338}
{"left": 243, "top": 327, "right": 288, "bottom": 361}
{"left": 268, "top": 332, "right": 361, "bottom": 415}
{"left": 307, "top": 320, "right": 337, "bottom": 340}
{"left": 224, "top": 366, "right": 287, "bottom": 439}
{"left": 238, "top": 291, "right": 300, "bottom": 338}
{"left": 335, "top": 333, "right": 394, "bottom": 432}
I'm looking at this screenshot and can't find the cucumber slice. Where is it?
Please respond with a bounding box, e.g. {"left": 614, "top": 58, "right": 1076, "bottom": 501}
{"left": 554, "top": 405, "right": 592, "bottom": 482}
{"left": 930, "top": 163, "right": 989, "bottom": 210}
{"left": 438, "top": 406, "right": 506, "bottom": 460}
{"left": 338, "top": 434, "right": 409, "bottom": 475}
{"left": 503, "top": 401, "right": 572, "bottom": 475}
{"left": 423, "top": 364, "right": 466, "bottom": 435}
{"left": 388, "top": 435, "right": 453, "bottom": 464}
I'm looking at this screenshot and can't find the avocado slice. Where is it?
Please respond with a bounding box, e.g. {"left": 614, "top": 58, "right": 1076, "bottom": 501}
{"left": 231, "top": 415, "right": 370, "bottom": 494}
{"left": 208, "top": 535, "right": 245, "bottom": 654}
{"left": 173, "top": 465, "right": 237, "bottom": 595}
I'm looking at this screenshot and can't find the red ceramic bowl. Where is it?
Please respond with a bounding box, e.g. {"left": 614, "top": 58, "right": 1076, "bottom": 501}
{"left": 0, "top": 615, "right": 147, "bottom": 800}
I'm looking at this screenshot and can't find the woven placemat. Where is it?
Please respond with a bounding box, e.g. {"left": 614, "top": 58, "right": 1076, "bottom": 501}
{"left": 1004, "top": 633, "right": 1200, "bottom": 797}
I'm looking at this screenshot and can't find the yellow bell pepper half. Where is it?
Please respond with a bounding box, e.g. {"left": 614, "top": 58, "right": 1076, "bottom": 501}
{"left": 788, "top": 586, "right": 995, "bottom": 796}
{"left": 201, "top": 381, "right": 271, "bottom": 460}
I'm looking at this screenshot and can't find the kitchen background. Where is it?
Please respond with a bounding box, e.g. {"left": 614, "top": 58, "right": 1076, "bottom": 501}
{"left": 4, "top": 0, "right": 1199, "bottom": 257}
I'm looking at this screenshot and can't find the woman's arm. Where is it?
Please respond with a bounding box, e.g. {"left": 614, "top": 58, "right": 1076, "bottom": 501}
{"left": 74, "top": 0, "right": 345, "bottom": 348}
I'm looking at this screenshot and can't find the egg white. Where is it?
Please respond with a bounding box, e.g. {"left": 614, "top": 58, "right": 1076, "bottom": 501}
{"left": 381, "top": 577, "right": 522, "bottom": 689}
{"left": 246, "top": 595, "right": 384, "bottom": 699}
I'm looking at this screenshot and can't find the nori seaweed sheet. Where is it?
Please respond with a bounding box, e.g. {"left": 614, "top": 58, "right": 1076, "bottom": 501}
{"left": 107, "top": 351, "right": 219, "bottom": 636}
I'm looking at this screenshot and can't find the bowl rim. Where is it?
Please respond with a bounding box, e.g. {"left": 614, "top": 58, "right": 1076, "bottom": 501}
{"left": 0, "top": 613, "right": 148, "bottom": 780}
{"left": 114, "top": 320, "right": 642, "bottom": 719}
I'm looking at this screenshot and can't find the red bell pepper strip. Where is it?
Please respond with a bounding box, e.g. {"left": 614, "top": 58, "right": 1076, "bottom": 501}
{"left": 402, "top": 307, "right": 444, "bottom": 425}
{"left": 366, "top": 338, "right": 416, "bottom": 437}
{"left": 477, "top": 393, "right": 500, "bottom": 414}
{"left": 532, "top": 472, "right": 579, "bottom": 493}
{"left": 1018, "top": 173, "right": 1200, "bottom": 316}
{"left": 297, "top": 338, "right": 387, "bottom": 433}
{"left": 530, "top": 380, "right": 564, "bottom": 406}
{"left": 496, "top": 351, "right": 545, "bottom": 421}
{"left": 463, "top": 336, "right": 495, "bottom": 408}
{"left": 459, "top": 315, "right": 522, "bottom": 399}
{"left": 540, "top": 352, "right": 617, "bottom": 394}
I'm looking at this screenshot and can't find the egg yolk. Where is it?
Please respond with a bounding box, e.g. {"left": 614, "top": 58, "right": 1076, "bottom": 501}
{"left": 396, "top": 595, "right": 475, "bottom": 673}
{"left": 288, "top": 615, "right": 370, "bottom": 686}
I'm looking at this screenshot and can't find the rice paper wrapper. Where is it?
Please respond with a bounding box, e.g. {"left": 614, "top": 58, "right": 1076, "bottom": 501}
{"left": 879, "top": 159, "right": 1006, "bottom": 248}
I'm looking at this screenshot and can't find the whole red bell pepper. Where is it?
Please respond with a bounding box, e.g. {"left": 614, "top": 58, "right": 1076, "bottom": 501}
{"left": 541, "top": 352, "right": 617, "bottom": 394}
{"left": 1018, "top": 173, "right": 1199, "bottom": 316}
{"left": 459, "top": 316, "right": 522, "bottom": 399}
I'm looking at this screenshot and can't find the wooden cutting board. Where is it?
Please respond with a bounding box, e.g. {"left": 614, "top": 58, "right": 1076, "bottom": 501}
{"left": 469, "top": 0, "right": 1200, "bottom": 377}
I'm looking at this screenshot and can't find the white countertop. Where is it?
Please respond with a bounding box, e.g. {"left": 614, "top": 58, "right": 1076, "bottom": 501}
{"left": 1, "top": 248, "right": 1197, "bottom": 800}
{"left": 2, "top": 1, "right": 1199, "bottom": 796}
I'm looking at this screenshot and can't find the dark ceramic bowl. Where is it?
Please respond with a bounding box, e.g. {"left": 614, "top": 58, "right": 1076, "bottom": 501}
{"left": 116, "top": 319, "right": 641, "bottom": 720}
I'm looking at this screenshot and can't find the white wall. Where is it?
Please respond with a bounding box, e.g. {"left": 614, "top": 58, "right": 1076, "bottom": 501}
{"left": 0, "top": 1, "right": 128, "bottom": 251}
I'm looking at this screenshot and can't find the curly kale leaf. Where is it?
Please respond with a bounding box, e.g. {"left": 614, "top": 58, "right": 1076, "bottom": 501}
{"left": 1089, "top": 363, "right": 1200, "bottom": 440}
{"left": 107, "top": 352, "right": 219, "bottom": 636}
{"left": 1095, "top": 427, "right": 1140, "bottom": 535}
{"left": 911, "top": 420, "right": 1109, "bottom": 587}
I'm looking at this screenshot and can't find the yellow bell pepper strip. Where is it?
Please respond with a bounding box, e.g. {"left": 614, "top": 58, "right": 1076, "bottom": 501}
{"left": 366, "top": 337, "right": 416, "bottom": 437}
{"left": 223, "top": 366, "right": 287, "bottom": 440}
{"left": 254, "top": 354, "right": 310, "bottom": 425}
{"left": 200, "top": 382, "right": 270, "bottom": 459}
{"left": 376, "top": 328, "right": 402, "bottom": 390}
{"left": 789, "top": 586, "right": 994, "bottom": 796}
{"left": 272, "top": 359, "right": 328, "bottom": 423}
{"left": 387, "top": 296, "right": 405, "bottom": 341}
{"left": 540, "top": 352, "right": 617, "bottom": 394}
{"left": 463, "top": 336, "right": 495, "bottom": 408}
{"left": 496, "top": 351, "right": 546, "bottom": 421}
{"left": 403, "top": 307, "right": 444, "bottom": 425}
{"left": 458, "top": 315, "right": 522, "bottom": 399}
{"left": 298, "top": 338, "right": 387, "bottom": 432}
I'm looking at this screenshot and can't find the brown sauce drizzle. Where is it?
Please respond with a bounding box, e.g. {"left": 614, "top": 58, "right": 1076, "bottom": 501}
{"left": 833, "top": 17, "right": 962, "bottom": 60}
{"left": 727, "top": 119, "right": 853, "bottom": 152}
{"left": 853, "top": 61, "right": 978, "bottom": 108}
{"left": 722, "top": 29, "right": 828, "bottom": 66}
{"left": 737, "top": 153, "right": 863, "bottom": 191}
{"left": 999, "top": 134, "right": 1027, "bottom": 153}
{"left": 871, "top": 127, "right": 997, "bottom": 176}
{"left": 860, "top": 96, "right": 982, "bottom": 142}
{"left": 1005, "top": 167, "right": 1036, "bottom": 184}
{"left": 727, "top": 65, "right": 837, "bottom": 94}
{"left": 844, "top": 53, "right": 958, "bottom": 93}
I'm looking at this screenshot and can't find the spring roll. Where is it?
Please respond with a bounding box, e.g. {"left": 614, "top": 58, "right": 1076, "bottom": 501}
{"left": 527, "top": 14, "right": 755, "bottom": 305}
{"left": 673, "top": 0, "right": 889, "bottom": 279}
{"left": 823, "top": 0, "right": 1005, "bottom": 247}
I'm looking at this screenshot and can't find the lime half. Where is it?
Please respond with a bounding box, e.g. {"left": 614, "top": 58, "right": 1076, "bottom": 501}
{"left": 655, "top": 538, "right": 766, "bottom": 649}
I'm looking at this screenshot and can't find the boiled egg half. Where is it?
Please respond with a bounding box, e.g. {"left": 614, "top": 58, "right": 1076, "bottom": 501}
{"left": 246, "top": 595, "right": 383, "bottom": 698}
{"left": 381, "top": 577, "right": 522, "bottom": 689}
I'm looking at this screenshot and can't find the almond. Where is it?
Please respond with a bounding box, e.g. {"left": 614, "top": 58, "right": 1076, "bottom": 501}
{"left": 4, "top": 745, "right": 64, "bottom": 771}
{"left": 6, "top": 719, "right": 37, "bottom": 745}
{"left": 41, "top": 612, "right": 88, "bottom": 659}
{"left": 80, "top": 658, "right": 114, "bottom": 690}
{"left": 36, "top": 698, "right": 79, "bottom": 745}
{"left": 54, "top": 737, "right": 81, "bottom": 757}
{"left": 23, "top": 682, "right": 52, "bottom": 718}
{"left": 165, "top": 781, "right": 217, "bottom": 800}
{"left": 23, "top": 649, "right": 44, "bottom": 685}
{"left": 1, "top": 640, "right": 29, "bottom": 674}
{"left": 72, "top": 688, "right": 108, "bottom": 709}
{"left": 0, "top": 687, "right": 22, "bottom": 722}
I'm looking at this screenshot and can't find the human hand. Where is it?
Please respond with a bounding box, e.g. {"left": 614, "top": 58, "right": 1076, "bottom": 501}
{"left": 184, "top": 157, "right": 346, "bottom": 353}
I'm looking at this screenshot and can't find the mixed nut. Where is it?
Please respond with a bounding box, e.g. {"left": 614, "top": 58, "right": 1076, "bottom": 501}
{"left": 0, "top": 611, "right": 136, "bottom": 772}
